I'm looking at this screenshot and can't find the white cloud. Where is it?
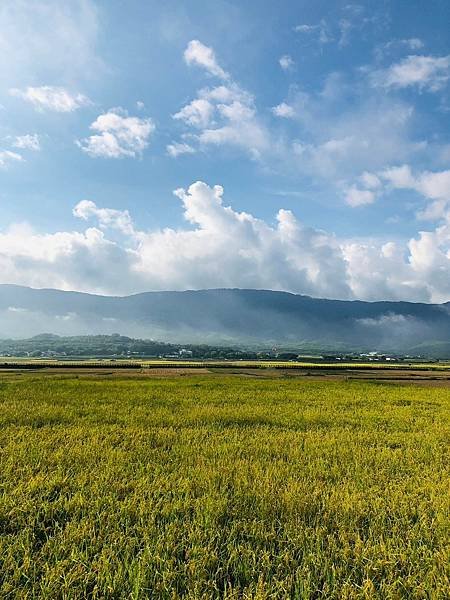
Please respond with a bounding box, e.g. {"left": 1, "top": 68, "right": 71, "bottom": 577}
{"left": 113, "top": 181, "right": 351, "bottom": 299}
{"left": 173, "top": 98, "right": 214, "bottom": 128}
{"left": 173, "top": 43, "right": 271, "bottom": 158}
{"left": 174, "top": 43, "right": 428, "bottom": 183}
{"left": 415, "top": 170, "right": 450, "bottom": 201}
{"left": 0, "top": 222, "right": 136, "bottom": 294}
{"left": 198, "top": 104, "right": 269, "bottom": 157}
{"left": 279, "top": 55, "right": 295, "bottom": 71}
{"left": 2, "top": 181, "right": 450, "bottom": 303}
{"left": 359, "top": 171, "right": 382, "bottom": 189}
{"left": 349, "top": 164, "right": 450, "bottom": 217}
{"left": 372, "top": 55, "right": 450, "bottom": 92}
{"left": 77, "top": 108, "right": 155, "bottom": 158}
{"left": 272, "top": 102, "right": 295, "bottom": 118}
{"left": 381, "top": 164, "right": 416, "bottom": 188}
{"left": 166, "top": 142, "right": 196, "bottom": 157}
{"left": 345, "top": 186, "right": 376, "bottom": 207}
{"left": 184, "top": 40, "right": 228, "bottom": 79}
{"left": 380, "top": 165, "right": 450, "bottom": 221}
{"left": 0, "top": 183, "right": 350, "bottom": 298}
{"left": 0, "top": 150, "right": 23, "bottom": 168}
{"left": 73, "top": 200, "right": 135, "bottom": 235}
{"left": 11, "top": 134, "right": 41, "bottom": 151}
{"left": 343, "top": 240, "right": 428, "bottom": 302}
{"left": 417, "top": 199, "right": 450, "bottom": 222}
{"left": 381, "top": 165, "right": 450, "bottom": 202}
{"left": 10, "top": 86, "right": 91, "bottom": 112}
{"left": 173, "top": 71, "right": 269, "bottom": 157}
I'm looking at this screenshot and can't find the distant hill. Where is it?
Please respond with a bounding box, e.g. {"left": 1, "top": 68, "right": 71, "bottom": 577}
{"left": 1, "top": 284, "right": 449, "bottom": 356}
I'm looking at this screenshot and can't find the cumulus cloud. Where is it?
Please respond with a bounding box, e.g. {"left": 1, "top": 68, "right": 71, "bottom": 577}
{"left": 381, "top": 165, "right": 450, "bottom": 221}
{"left": 0, "top": 222, "right": 137, "bottom": 293}
{"left": 345, "top": 164, "right": 450, "bottom": 215}
{"left": 173, "top": 82, "right": 268, "bottom": 157}
{"left": 279, "top": 55, "right": 295, "bottom": 71}
{"left": 172, "top": 44, "right": 269, "bottom": 158}
{"left": 0, "top": 182, "right": 349, "bottom": 298}
{"left": 77, "top": 108, "right": 155, "bottom": 158}
{"left": 73, "top": 200, "right": 135, "bottom": 235}
{"left": 272, "top": 102, "right": 295, "bottom": 118}
{"left": 10, "top": 86, "right": 91, "bottom": 112}
{"left": 413, "top": 170, "right": 450, "bottom": 201}
{"left": 197, "top": 95, "right": 269, "bottom": 157}
{"left": 1, "top": 181, "right": 450, "bottom": 303}
{"left": 0, "top": 150, "right": 23, "bottom": 168}
{"left": 173, "top": 98, "right": 214, "bottom": 128}
{"left": 382, "top": 165, "right": 450, "bottom": 201}
{"left": 100, "top": 181, "right": 351, "bottom": 299}
{"left": 11, "top": 134, "right": 41, "bottom": 151}
{"left": 372, "top": 55, "right": 450, "bottom": 92}
{"left": 184, "top": 40, "right": 228, "bottom": 79}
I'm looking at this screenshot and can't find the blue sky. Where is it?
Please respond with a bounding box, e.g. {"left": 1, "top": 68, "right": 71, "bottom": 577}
{"left": 1, "top": 0, "right": 450, "bottom": 302}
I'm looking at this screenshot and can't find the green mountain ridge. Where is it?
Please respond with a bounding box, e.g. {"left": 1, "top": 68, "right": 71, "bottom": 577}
{"left": 1, "top": 285, "right": 449, "bottom": 356}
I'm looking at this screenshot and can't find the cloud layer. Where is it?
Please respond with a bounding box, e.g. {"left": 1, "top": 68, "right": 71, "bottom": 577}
{"left": 1, "top": 181, "right": 449, "bottom": 303}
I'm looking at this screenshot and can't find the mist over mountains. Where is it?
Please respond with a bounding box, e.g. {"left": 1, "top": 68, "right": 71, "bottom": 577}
{"left": 1, "top": 285, "right": 450, "bottom": 356}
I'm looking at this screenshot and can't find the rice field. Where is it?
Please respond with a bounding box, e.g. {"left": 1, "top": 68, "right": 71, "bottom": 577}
{"left": 1, "top": 358, "right": 450, "bottom": 371}
{"left": 0, "top": 372, "right": 448, "bottom": 598}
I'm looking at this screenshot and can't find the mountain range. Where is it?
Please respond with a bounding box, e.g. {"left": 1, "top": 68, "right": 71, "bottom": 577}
{"left": 1, "top": 284, "right": 450, "bottom": 356}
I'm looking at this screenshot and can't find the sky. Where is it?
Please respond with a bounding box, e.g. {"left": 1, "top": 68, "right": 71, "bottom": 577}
{"left": 1, "top": 0, "right": 450, "bottom": 302}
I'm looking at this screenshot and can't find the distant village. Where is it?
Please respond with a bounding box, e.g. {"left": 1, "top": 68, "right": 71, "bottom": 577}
{"left": 0, "top": 334, "right": 431, "bottom": 363}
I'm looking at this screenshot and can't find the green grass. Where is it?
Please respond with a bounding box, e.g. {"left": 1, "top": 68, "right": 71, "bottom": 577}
{"left": 0, "top": 374, "right": 448, "bottom": 599}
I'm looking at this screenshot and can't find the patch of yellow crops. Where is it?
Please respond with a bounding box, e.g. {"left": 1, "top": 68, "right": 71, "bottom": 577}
{"left": 0, "top": 374, "right": 448, "bottom": 598}
{"left": 1, "top": 357, "right": 450, "bottom": 371}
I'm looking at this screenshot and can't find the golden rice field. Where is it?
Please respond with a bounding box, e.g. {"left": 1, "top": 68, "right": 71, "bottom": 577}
{"left": 0, "top": 371, "right": 448, "bottom": 599}
{"left": 1, "top": 358, "right": 450, "bottom": 371}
